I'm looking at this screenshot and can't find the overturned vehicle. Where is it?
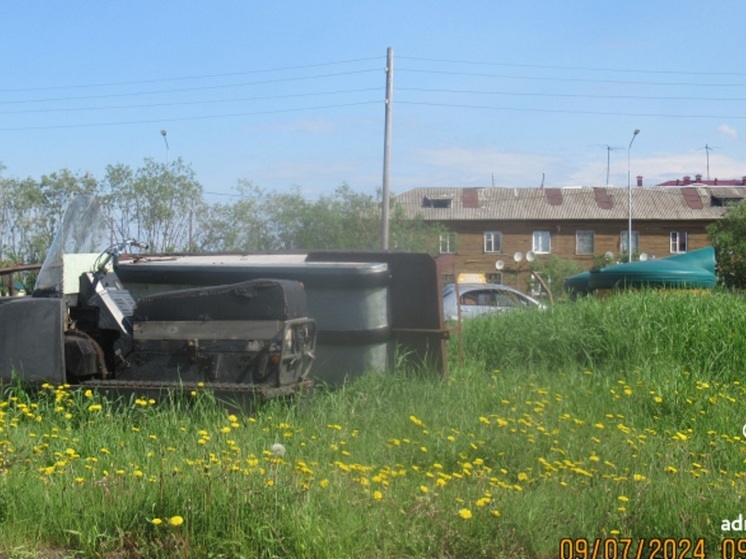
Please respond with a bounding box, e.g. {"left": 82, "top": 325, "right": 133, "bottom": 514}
{"left": 0, "top": 196, "right": 317, "bottom": 401}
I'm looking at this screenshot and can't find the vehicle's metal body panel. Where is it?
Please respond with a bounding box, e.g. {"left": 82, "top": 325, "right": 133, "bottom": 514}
{"left": 0, "top": 297, "right": 66, "bottom": 384}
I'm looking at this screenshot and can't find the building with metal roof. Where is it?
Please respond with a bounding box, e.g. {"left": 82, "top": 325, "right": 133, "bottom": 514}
{"left": 394, "top": 185, "right": 745, "bottom": 294}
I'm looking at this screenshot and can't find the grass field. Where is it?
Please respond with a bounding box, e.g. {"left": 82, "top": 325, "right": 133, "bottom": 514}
{"left": 0, "top": 290, "right": 744, "bottom": 558}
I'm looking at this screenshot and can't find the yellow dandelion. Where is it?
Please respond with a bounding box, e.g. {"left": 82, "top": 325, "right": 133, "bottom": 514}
{"left": 168, "top": 515, "right": 184, "bottom": 527}
{"left": 458, "top": 508, "right": 473, "bottom": 520}
{"left": 409, "top": 415, "right": 425, "bottom": 427}
{"left": 373, "top": 490, "right": 383, "bottom": 501}
{"left": 151, "top": 518, "right": 163, "bottom": 526}
{"left": 618, "top": 495, "right": 629, "bottom": 502}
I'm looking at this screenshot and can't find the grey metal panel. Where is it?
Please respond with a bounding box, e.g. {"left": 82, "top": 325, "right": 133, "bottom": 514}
{"left": 312, "top": 343, "right": 389, "bottom": 385}
{"left": 133, "top": 320, "right": 283, "bottom": 340}
{"left": 0, "top": 298, "right": 66, "bottom": 384}
{"left": 118, "top": 258, "right": 397, "bottom": 385}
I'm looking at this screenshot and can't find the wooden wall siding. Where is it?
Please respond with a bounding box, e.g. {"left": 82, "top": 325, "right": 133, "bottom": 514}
{"left": 441, "top": 219, "right": 713, "bottom": 291}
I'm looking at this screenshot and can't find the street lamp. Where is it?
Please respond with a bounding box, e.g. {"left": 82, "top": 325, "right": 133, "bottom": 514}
{"left": 160, "top": 130, "right": 169, "bottom": 163}
{"left": 627, "top": 129, "right": 640, "bottom": 262}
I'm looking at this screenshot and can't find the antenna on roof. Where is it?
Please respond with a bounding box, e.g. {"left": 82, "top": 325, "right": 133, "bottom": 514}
{"left": 701, "top": 144, "right": 717, "bottom": 180}
{"left": 492, "top": 173, "right": 495, "bottom": 188}
{"left": 605, "top": 145, "right": 623, "bottom": 185}
{"left": 540, "top": 172, "right": 545, "bottom": 189}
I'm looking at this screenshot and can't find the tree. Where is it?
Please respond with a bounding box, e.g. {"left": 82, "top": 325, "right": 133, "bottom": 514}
{"left": 198, "top": 181, "right": 276, "bottom": 252}
{"left": 263, "top": 184, "right": 443, "bottom": 253}
{"left": 0, "top": 169, "right": 98, "bottom": 264}
{"left": 101, "top": 158, "right": 204, "bottom": 252}
{"left": 388, "top": 202, "right": 442, "bottom": 254}
{"left": 529, "top": 255, "right": 585, "bottom": 302}
{"left": 707, "top": 201, "right": 746, "bottom": 289}
{"left": 265, "top": 184, "right": 379, "bottom": 250}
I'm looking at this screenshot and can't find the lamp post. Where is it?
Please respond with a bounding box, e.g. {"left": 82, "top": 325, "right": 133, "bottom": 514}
{"left": 160, "top": 130, "right": 169, "bottom": 163}
{"left": 627, "top": 129, "right": 640, "bottom": 262}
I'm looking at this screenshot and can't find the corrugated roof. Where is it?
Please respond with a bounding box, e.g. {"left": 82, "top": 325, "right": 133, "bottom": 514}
{"left": 394, "top": 186, "right": 744, "bottom": 221}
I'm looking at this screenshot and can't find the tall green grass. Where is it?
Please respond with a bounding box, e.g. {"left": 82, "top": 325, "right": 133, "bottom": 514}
{"left": 0, "top": 290, "right": 744, "bottom": 558}
{"left": 460, "top": 290, "right": 746, "bottom": 380}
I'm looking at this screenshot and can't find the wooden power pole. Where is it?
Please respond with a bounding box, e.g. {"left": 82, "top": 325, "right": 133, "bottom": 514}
{"left": 381, "top": 47, "right": 393, "bottom": 250}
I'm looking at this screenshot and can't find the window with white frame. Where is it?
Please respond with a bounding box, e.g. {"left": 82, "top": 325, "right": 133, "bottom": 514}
{"left": 439, "top": 232, "right": 457, "bottom": 254}
{"left": 576, "top": 230, "right": 595, "bottom": 255}
{"left": 483, "top": 231, "right": 502, "bottom": 253}
{"left": 532, "top": 231, "right": 551, "bottom": 254}
{"left": 670, "top": 231, "right": 688, "bottom": 253}
{"left": 620, "top": 231, "right": 639, "bottom": 255}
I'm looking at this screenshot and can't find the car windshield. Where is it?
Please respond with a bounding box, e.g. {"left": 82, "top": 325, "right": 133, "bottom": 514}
{"left": 34, "top": 195, "right": 108, "bottom": 296}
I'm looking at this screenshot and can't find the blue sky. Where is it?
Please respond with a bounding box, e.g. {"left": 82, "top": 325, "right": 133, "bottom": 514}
{"left": 2, "top": 1, "right": 746, "bottom": 200}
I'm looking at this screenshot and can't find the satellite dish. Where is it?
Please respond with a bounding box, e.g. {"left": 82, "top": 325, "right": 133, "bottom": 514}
{"left": 605, "top": 251, "right": 614, "bottom": 260}
{"left": 526, "top": 251, "right": 536, "bottom": 263}
{"left": 513, "top": 252, "right": 523, "bottom": 263}
{"left": 495, "top": 260, "right": 505, "bottom": 270}
{"left": 639, "top": 252, "right": 649, "bottom": 261}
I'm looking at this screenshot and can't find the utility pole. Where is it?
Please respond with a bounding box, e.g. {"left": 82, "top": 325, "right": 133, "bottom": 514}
{"left": 380, "top": 47, "right": 393, "bottom": 250}
{"left": 627, "top": 129, "right": 640, "bottom": 262}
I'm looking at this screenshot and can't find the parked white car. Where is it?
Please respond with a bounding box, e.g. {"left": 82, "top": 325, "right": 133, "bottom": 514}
{"left": 442, "top": 283, "right": 544, "bottom": 321}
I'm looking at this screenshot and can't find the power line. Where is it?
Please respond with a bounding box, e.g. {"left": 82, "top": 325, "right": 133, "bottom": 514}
{"left": 399, "top": 55, "right": 746, "bottom": 78}
{"left": 397, "top": 100, "right": 746, "bottom": 120}
{"left": 0, "top": 101, "right": 380, "bottom": 132}
{"left": 0, "top": 69, "right": 381, "bottom": 106}
{"left": 398, "top": 86, "right": 746, "bottom": 103}
{"left": 398, "top": 67, "right": 746, "bottom": 89}
{"left": 0, "top": 56, "right": 382, "bottom": 93}
{"left": 0, "top": 88, "right": 381, "bottom": 116}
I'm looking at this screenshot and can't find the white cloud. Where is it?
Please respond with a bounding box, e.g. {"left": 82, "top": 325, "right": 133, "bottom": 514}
{"left": 409, "top": 146, "right": 559, "bottom": 187}
{"left": 717, "top": 123, "right": 738, "bottom": 139}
